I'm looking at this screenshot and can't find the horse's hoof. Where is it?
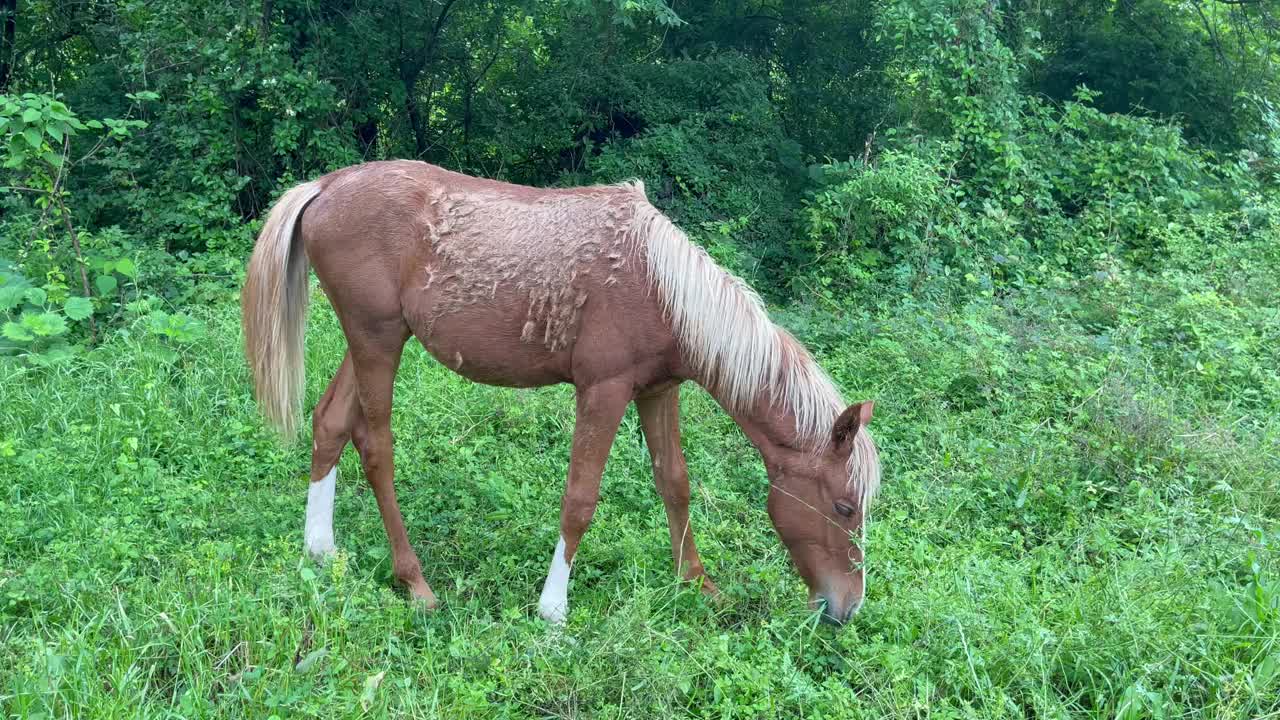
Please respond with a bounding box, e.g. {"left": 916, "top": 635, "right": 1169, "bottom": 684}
{"left": 305, "top": 547, "right": 337, "bottom": 564}
{"left": 405, "top": 581, "right": 438, "bottom": 610}
{"left": 694, "top": 576, "right": 726, "bottom": 606}
{"left": 538, "top": 601, "right": 568, "bottom": 625}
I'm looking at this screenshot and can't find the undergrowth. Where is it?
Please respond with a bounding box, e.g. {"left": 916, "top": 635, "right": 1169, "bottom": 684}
{"left": 2, "top": 252, "right": 1277, "bottom": 717}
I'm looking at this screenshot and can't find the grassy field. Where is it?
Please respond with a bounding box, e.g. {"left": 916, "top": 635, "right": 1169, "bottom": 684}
{"left": 2, "top": 255, "right": 1279, "bottom": 718}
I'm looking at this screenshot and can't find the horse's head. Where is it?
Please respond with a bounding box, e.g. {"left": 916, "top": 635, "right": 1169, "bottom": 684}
{"left": 766, "top": 401, "right": 879, "bottom": 626}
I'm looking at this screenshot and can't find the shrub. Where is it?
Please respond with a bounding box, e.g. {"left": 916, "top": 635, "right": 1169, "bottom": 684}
{"left": 582, "top": 54, "right": 796, "bottom": 287}
{"left": 798, "top": 86, "right": 1268, "bottom": 301}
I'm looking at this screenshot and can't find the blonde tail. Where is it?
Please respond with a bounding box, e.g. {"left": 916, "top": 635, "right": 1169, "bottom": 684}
{"left": 241, "top": 181, "right": 323, "bottom": 441}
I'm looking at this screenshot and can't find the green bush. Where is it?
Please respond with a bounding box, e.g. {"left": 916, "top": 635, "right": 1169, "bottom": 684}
{"left": 798, "top": 83, "right": 1269, "bottom": 302}
{"left": 803, "top": 150, "right": 962, "bottom": 297}
{"left": 582, "top": 54, "right": 795, "bottom": 285}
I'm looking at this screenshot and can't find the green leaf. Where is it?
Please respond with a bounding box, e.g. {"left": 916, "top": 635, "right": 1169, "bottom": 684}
{"left": 294, "top": 648, "right": 328, "bottom": 674}
{"left": 27, "top": 342, "right": 76, "bottom": 366}
{"left": 2, "top": 321, "right": 34, "bottom": 343}
{"left": 360, "top": 671, "right": 386, "bottom": 712}
{"left": 22, "top": 127, "right": 42, "bottom": 149}
{"left": 94, "top": 275, "right": 118, "bottom": 295}
{"left": 4, "top": 137, "right": 25, "bottom": 168}
{"left": 299, "top": 566, "right": 317, "bottom": 582}
{"left": 21, "top": 311, "right": 68, "bottom": 337}
{"left": 46, "top": 123, "right": 65, "bottom": 143}
{"left": 147, "top": 311, "right": 204, "bottom": 343}
{"left": 21, "top": 107, "right": 40, "bottom": 123}
{"left": 85, "top": 119, "right": 103, "bottom": 129}
{"left": 113, "top": 258, "right": 138, "bottom": 279}
{"left": 23, "top": 287, "right": 47, "bottom": 306}
{"left": 41, "top": 151, "right": 63, "bottom": 167}
{"left": 0, "top": 285, "right": 27, "bottom": 311}
{"left": 64, "top": 296, "right": 94, "bottom": 321}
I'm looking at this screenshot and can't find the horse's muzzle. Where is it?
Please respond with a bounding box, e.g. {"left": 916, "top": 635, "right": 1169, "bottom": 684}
{"left": 817, "top": 595, "right": 861, "bottom": 626}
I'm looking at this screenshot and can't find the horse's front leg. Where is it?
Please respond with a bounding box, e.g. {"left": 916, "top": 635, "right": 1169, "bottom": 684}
{"left": 538, "top": 378, "right": 632, "bottom": 624}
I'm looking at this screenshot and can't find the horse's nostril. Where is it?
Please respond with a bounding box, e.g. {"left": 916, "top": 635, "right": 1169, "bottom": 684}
{"left": 818, "top": 597, "right": 847, "bottom": 627}
{"left": 847, "top": 596, "right": 864, "bottom": 621}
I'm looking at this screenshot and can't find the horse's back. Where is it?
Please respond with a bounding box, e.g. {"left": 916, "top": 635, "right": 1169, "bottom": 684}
{"left": 299, "top": 161, "right": 676, "bottom": 390}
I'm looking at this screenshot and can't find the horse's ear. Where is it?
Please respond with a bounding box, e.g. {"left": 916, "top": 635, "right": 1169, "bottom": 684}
{"left": 832, "top": 401, "right": 874, "bottom": 447}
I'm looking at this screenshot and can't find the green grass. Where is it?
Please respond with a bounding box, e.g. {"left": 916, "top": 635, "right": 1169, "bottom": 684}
{"left": 2, "top": 264, "right": 1279, "bottom": 718}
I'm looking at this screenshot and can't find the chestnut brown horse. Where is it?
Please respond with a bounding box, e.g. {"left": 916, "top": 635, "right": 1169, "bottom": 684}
{"left": 242, "top": 160, "right": 880, "bottom": 625}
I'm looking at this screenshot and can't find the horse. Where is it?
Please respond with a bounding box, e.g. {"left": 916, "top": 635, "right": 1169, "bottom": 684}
{"left": 241, "top": 160, "right": 880, "bottom": 626}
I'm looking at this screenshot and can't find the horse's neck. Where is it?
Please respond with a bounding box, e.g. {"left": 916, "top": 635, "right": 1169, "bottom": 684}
{"left": 708, "top": 387, "right": 802, "bottom": 466}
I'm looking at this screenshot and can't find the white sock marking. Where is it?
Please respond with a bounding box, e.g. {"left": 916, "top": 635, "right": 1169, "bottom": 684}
{"left": 304, "top": 467, "right": 337, "bottom": 559}
{"left": 538, "top": 536, "right": 572, "bottom": 624}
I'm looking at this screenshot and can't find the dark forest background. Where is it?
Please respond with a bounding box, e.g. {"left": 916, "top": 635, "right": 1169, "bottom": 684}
{"left": 3, "top": 0, "right": 1279, "bottom": 334}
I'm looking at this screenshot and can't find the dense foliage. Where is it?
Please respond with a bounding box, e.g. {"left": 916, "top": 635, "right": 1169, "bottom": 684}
{"left": 2, "top": 0, "right": 1278, "bottom": 717}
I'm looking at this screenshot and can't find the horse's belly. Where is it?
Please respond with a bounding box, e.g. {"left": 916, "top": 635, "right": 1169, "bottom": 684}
{"left": 403, "top": 245, "right": 595, "bottom": 388}
{"left": 412, "top": 308, "right": 571, "bottom": 388}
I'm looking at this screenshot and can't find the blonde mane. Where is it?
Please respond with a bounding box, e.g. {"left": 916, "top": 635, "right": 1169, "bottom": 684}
{"left": 627, "top": 200, "right": 881, "bottom": 513}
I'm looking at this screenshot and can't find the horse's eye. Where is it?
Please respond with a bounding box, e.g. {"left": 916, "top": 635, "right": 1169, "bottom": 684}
{"left": 833, "top": 501, "right": 856, "bottom": 518}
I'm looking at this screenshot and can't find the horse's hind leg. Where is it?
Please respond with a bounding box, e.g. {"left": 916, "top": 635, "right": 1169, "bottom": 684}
{"left": 304, "top": 352, "right": 363, "bottom": 560}
{"left": 347, "top": 322, "right": 437, "bottom": 607}
{"left": 635, "top": 385, "right": 719, "bottom": 596}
